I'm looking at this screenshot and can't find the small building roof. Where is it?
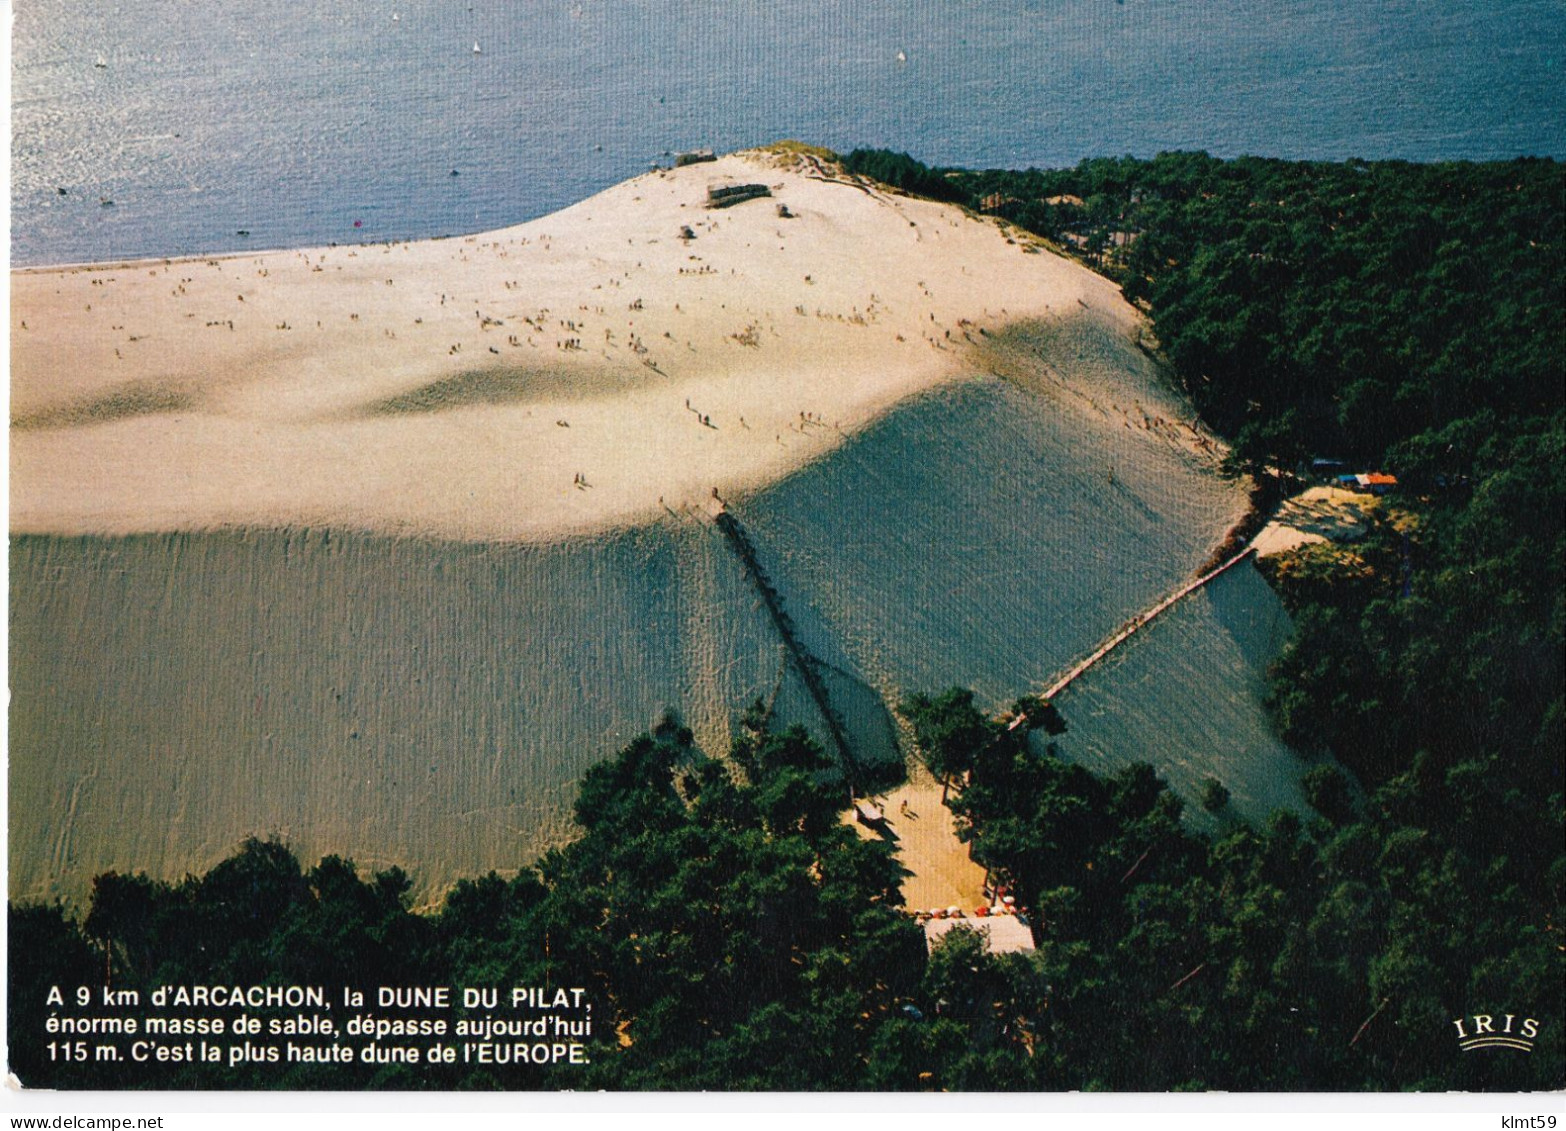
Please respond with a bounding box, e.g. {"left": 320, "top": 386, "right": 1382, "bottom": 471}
{"left": 922, "top": 913, "right": 1035, "bottom": 955}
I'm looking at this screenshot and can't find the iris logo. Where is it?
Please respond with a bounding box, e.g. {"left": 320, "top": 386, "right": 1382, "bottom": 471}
{"left": 1452, "top": 1013, "right": 1539, "bottom": 1053}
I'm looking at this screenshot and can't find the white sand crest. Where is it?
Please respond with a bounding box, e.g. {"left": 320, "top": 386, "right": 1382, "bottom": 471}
{"left": 13, "top": 148, "right": 1169, "bottom": 542}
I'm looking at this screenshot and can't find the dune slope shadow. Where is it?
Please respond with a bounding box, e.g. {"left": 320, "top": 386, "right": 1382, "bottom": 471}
{"left": 7, "top": 522, "right": 805, "bottom": 906}
{"left": 732, "top": 374, "right": 1310, "bottom": 822}
{"left": 12, "top": 381, "right": 197, "bottom": 430}
{"left": 1045, "top": 561, "right": 1311, "bottom": 827}
{"left": 366, "top": 364, "right": 645, "bottom": 415}
{"left": 736, "top": 376, "right": 1243, "bottom": 705}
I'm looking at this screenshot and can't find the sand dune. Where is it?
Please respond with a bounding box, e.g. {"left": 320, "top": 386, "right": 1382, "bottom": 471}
{"left": 11, "top": 148, "right": 1299, "bottom": 905}
{"left": 13, "top": 148, "right": 1192, "bottom": 542}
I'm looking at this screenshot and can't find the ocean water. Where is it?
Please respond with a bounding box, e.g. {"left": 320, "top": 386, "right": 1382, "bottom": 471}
{"left": 12, "top": 0, "right": 1565, "bottom": 266}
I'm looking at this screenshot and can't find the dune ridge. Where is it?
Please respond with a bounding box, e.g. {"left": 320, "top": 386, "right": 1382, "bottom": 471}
{"left": 11, "top": 148, "right": 1215, "bottom": 542}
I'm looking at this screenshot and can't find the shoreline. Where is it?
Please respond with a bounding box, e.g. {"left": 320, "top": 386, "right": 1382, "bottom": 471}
{"left": 11, "top": 235, "right": 456, "bottom": 276}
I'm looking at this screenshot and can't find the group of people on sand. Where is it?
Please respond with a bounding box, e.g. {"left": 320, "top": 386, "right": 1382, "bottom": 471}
{"left": 684, "top": 398, "right": 716, "bottom": 428}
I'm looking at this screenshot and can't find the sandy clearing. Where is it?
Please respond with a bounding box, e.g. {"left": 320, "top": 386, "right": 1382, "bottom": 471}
{"left": 1252, "top": 485, "right": 1377, "bottom": 557}
{"left": 12, "top": 149, "right": 1181, "bottom": 542}
{"left": 848, "top": 765, "right": 988, "bottom": 913}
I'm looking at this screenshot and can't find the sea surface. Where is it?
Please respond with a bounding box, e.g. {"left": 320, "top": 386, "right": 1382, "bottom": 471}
{"left": 12, "top": 0, "right": 1565, "bottom": 266}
